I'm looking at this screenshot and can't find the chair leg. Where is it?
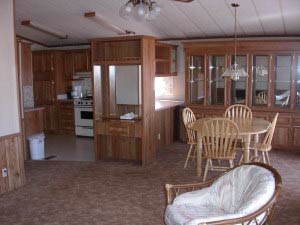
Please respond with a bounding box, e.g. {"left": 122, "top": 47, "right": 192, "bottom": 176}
{"left": 203, "top": 159, "right": 210, "bottom": 182}
{"left": 184, "top": 144, "right": 194, "bottom": 168}
{"left": 265, "top": 152, "right": 271, "bottom": 165}
{"left": 238, "top": 154, "right": 244, "bottom": 165}
{"left": 262, "top": 152, "right": 266, "bottom": 164}
{"left": 229, "top": 160, "right": 234, "bottom": 168}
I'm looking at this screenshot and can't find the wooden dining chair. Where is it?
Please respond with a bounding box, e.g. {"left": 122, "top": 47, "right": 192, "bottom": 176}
{"left": 248, "top": 113, "right": 279, "bottom": 165}
{"left": 201, "top": 118, "right": 239, "bottom": 181}
{"left": 182, "top": 108, "right": 197, "bottom": 168}
{"left": 224, "top": 104, "right": 253, "bottom": 118}
{"left": 256, "top": 91, "right": 267, "bottom": 104}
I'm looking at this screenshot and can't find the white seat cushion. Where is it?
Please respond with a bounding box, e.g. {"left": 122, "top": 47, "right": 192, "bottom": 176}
{"left": 165, "top": 165, "right": 275, "bottom": 225}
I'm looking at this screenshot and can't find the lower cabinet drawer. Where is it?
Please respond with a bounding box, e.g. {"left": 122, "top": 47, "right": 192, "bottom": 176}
{"left": 95, "top": 120, "right": 142, "bottom": 138}
{"left": 107, "top": 124, "right": 130, "bottom": 136}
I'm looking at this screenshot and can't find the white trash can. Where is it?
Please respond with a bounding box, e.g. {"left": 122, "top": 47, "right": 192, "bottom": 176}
{"left": 27, "top": 133, "right": 45, "bottom": 160}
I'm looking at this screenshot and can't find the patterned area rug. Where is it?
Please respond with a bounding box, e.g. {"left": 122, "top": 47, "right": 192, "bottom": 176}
{"left": 0, "top": 142, "right": 299, "bottom": 225}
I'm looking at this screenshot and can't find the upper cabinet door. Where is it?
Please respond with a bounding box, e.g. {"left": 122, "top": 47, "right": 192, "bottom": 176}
{"left": 274, "top": 55, "right": 292, "bottom": 108}
{"left": 230, "top": 55, "right": 247, "bottom": 105}
{"left": 252, "top": 55, "right": 269, "bottom": 107}
{"left": 296, "top": 55, "right": 300, "bottom": 108}
{"left": 189, "top": 55, "right": 205, "bottom": 104}
{"left": 73, "top": 50, "right": 88, "bottom": 72}
{"left": 209, "top": 55, "right": 226, "bottom": 105}
{"left": 63, "top": 52, "right": 74, "bottom": 80}
{"left": 32, "top": 52, "right": 43, "bottom": 74}
{"left": 43, "top": 52, "right": 54, "bottom": 73}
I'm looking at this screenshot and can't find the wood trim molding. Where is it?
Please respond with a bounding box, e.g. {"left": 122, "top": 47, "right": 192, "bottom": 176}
{"left": 159, "top": 34, "right": 300, "bottom": 42}
{"left": 0, "top": 132, "right": 22, "bottom": 141}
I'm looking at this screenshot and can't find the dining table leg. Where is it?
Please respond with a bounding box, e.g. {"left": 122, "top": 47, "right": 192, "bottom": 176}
{"left": 243, "top": 134, "right": 251, "bottom": 163}
{"left": 196, "top": 132, "right": 203, "bottom": 177}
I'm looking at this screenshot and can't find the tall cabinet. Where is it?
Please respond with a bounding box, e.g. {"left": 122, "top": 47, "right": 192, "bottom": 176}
{"left": 184, "top": 40, "right": 300, "bottom": 150}
{"left": 91, "top": 36, "right": 156, "bottom": 166}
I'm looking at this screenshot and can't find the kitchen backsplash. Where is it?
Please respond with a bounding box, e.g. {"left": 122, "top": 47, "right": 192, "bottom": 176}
{"left": 72, "top": 78, "right": 92, "bottom": 96}
{"left": 23, "top": 85, "right": 34, "bottom": 107}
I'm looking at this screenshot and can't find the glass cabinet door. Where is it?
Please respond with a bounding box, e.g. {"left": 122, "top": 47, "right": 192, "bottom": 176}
{"left": 252, "top": 55, "right": 269, "bottom": 106}
{"left": 297, "top": 55, "right": 300, "bottom": 107}
{"left": 209, "top": 55, "right": 225, "bottom": 105}
{"left": 274, "top": 55, "right": 292, "bottom": 107}
{"left": 231, "top": 55, "right": 247, "bottom": 104}
{"left": 189, "top": 56, "right": 205, "bottom": 104}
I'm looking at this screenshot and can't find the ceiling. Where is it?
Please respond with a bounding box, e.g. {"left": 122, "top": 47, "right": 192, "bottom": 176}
{"left": 15, "top": 0, "right": 300, "bottom": 46}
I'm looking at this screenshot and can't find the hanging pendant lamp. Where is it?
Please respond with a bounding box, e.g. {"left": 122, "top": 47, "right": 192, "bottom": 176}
{"left": 222, "top": 3, "right": 248, "bottom": 81}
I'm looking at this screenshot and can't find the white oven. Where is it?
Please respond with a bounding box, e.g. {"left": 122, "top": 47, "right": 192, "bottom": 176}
{"left": 74, "top": 99, "right": 94, "bottom": 137}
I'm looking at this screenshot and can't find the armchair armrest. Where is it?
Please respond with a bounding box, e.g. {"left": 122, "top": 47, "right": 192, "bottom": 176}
{"left": 165, "top": 179, "right": 214, "bottom": 205}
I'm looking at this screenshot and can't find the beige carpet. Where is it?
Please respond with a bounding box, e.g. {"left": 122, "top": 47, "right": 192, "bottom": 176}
{"left": 0, "top": 142, "right": 299, "bottom": 225}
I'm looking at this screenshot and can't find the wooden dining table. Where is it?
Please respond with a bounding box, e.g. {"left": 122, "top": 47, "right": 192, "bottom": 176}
{"left": 190, "top": 117, "right": 271, "bottom": 177}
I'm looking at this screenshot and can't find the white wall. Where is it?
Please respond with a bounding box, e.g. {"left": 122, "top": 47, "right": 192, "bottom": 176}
{"left": 0, "top": 0, "right": 20, "bottom": 136}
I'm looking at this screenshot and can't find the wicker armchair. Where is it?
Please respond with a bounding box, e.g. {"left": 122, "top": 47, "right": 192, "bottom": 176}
{"left": 165, "top": 162, "right": 282, "bottom": 225}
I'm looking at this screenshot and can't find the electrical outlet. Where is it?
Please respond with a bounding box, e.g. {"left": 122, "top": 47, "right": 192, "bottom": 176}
{"left": 2, "top": 168, "right": 7, "bottom": 178}
{"left": 158, "top": 133, "right": 161, "bottom": 140}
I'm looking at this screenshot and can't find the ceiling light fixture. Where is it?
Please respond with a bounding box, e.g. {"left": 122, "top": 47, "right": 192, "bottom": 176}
{"left": 21, "top": 20, "right": 68, "bottom": 39}
{"left": 222, "top": 3, "right": 248, "bottom": 81}
{"left": 120, "top": 0, "right": 161, "bottom": 22}
{"left": 84, "top": 12, "right": 135, "bottom": 35}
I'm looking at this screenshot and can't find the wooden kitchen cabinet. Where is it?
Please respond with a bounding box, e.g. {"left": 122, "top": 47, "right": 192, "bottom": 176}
{"left": 63, "top": 49, "right": 91, "bottom": 80}
{"left": 63, "top": 52, "right": 74, "bottom": 80}
{"left": 32, "top": 51, "right": 54, "bottom": 74}
{"left": 18, "top": 42, "right": 33, "bottom": 86}
{"left": 43, "top": 104, "right": 58, "bottom": 133}
{"left": 58, "top": 100, "right": 75, "bottom": 134}
{"left": 155, "top": 42, "right": 177, "bottom": 77}
{"left": 32, "top": 51, "right": 63, "bottom": 134}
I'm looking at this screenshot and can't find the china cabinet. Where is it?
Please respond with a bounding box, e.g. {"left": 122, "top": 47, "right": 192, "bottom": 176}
{"left": 184, "top": 40, "right": 300, "bottom": 150}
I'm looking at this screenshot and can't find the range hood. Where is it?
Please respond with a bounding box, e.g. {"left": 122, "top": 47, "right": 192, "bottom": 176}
{"left": 73, "top": 71, "right": 92, "bottom": 79}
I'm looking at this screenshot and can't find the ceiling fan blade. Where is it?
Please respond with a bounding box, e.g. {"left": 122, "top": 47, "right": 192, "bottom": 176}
{"left": 172, "top": 0, "right": 194, "bottom": 2}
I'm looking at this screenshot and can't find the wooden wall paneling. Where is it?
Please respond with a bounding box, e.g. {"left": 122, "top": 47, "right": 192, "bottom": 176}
{"left": 0, "top": 134, "right": 25, "bottom": 195}
{"left": 0, "top": 140, "right": 9, "bottom": 194}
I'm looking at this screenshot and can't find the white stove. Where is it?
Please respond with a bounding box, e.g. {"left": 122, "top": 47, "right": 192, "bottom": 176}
{"left": 74, "top": 98, "right": 94, "bottom": 137}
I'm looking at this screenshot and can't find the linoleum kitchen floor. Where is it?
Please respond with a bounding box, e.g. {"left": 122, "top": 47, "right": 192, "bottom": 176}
{"left": 0, "top": 142, "right": 299, "bottom": 225}
{"left": 44, "top": 134, "right": 94, "bottom": 161}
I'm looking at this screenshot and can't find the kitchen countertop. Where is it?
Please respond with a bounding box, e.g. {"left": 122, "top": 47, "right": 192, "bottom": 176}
{"left": 24, "top": 107, "right": 44, "bottom": 113}
{"left": 155, "top": 100, "right": 184, "bottom": 111}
